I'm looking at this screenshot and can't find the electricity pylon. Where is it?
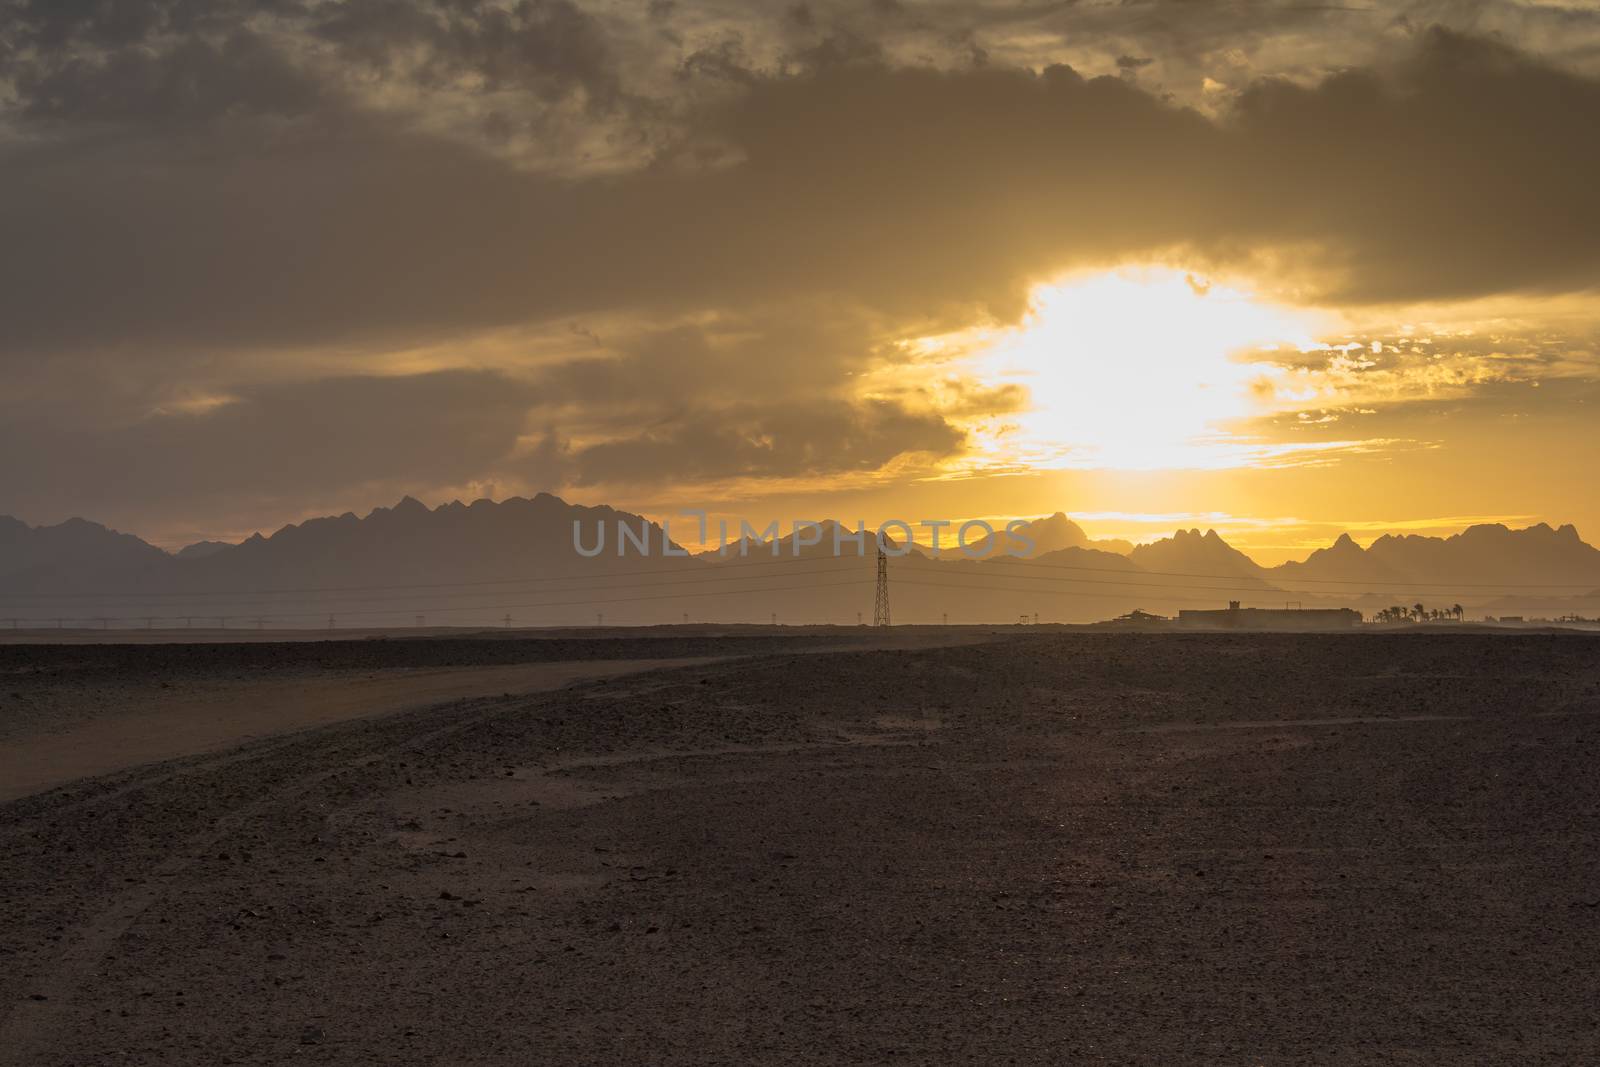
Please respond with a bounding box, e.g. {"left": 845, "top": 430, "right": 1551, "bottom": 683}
{"left": 873, "top": 544, "right": 891, "bottom": 626}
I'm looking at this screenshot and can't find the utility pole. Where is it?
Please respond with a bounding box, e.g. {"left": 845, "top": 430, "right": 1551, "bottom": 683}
{"left": 327, "top": 614, "right": 335, "bottom": 631}
{"left": 770, "top": 612, "right": 777, "bottom": 626}
{"left": 503, "top": 613, "right": 512, "bottom": 629}
{"left": 873, "top": 544, "right": 891, "bottom": 626}
{"left": 682, "top": 612, "right": 688, "bottom": 625}
{"left": 596, "top": 612, "right": 603, "bottom": 627}
{"left": 217, "top": 617, "right": 227, "bottom": 630}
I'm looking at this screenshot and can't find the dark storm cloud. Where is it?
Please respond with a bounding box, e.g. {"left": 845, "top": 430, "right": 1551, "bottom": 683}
{"left": 6, "top": 23, "right": 1600, "bottom": 363}
{"left": 14, "top": 29, "right": 323, "bottom": 122}
{"left": 313, "top": 0, "right": 619, "bottom": 106}
{"left": 0, "top": 0, "right": 621, "bottom": 129}
{"left": 0, "top": 1, "right": 314, "bottom": 109}
{"left": 569, "top": 399, "right": 964, "bottom": 486}
{"left": 530, "top": 310, "right": 971, "bottom": 484}
{"left": 6, "top": 1, "right": 1600, "bottom": 534}
{"left": 0, "top": 0, "right": 286, "bottom": 51}
{"left": 1226, "top": 28, "right": 1600, "bottom": 301}
{"left": 542, "top": 311, "right": 888, "bottom": 412}
{"left": 0, "top": 370, "right": 537, "bottom": 517}
{"left": 0, "top": 62, "right": 1201, "bottom": 354}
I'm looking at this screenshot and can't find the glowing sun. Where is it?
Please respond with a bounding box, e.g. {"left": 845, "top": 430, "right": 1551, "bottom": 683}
{"left": 977, "top": 268, "right": 1320, "bottom": 470}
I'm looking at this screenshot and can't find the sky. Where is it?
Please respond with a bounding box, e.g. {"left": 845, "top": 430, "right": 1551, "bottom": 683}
{"left": 2, "top": 0, "right": 1598, "bottom": 564}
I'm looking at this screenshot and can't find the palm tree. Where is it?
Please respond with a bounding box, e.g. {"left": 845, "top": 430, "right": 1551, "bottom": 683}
{"left": 1413, "top": 602, "right": 1425, "bottom": 622}
{"left": 1453, "top": 603, "right": 1464, "bottom": 621}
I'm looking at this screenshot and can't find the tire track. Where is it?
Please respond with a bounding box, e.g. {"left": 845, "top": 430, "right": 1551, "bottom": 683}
{"left": 0, "top": 689, "right": 556, "bottom": 1064}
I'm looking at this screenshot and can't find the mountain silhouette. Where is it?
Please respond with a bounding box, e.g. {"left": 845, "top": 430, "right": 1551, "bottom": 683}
{"left": 174, "top": 541, "right": 231, "bottom": 561}
{"left": 963, "top": 513, "right": 1134, "bottom": 558}
{"left": 2, "top": 501, "right": 1598, "bottom": 626}
{"left": 1272, "top": 532, "right": 1410, "bottom": 587}
{"left": 1361, "top": 523, "right": 1600, "bottom": 586}
{"left": 1129, "top": 528, "right": 1273, "bottom": 585}
{"left": 695, "top": 520, "right": 925, "bottom": 562}
{"left": 171, "top": 494, "right": 688, "bottom": 591}
{"left": 0, "top": 516, "right": 173, "bottom": 595}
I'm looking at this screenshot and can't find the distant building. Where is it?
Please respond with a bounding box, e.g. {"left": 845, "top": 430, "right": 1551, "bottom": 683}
{"left": 1176, "top": 601, "right": 1362, "bottom": 631}
{"left": 1116, "top": 609, "right": 1167, "bottom": 623}
{"left": 1096, "top": 609, "right": 1169, "bottom": 629}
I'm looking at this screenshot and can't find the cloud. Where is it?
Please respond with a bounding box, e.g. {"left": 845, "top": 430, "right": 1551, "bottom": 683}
{"left": 1247, "top": 318, "right": 1600, "bottom": 412}
{"left": 6, "top": 25, "right": 1600, "bottom": 367}
{"left": 0, "top": 370, "right": 539, "bottom": 529}
{"left": 6, "top": 3, "right": 1600, "bottom": 537}
{"left": 312, "top": 0, "right": 619, "bottom": 108}
{"left": 521, "top": 308, "right": 977, "bottom": 488}
{"left": 1226, "top": 29, "right": 1600, "bottom": 302}
{"left": 568, "top": 398, "right": 965, "bottom": 486}
{"left": 13, "top": 28, "right": 324, "bottom": 122}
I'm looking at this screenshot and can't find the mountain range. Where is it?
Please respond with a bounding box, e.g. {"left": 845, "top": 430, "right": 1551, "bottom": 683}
{"left": 2, "top": 496, "right": 1598, "bottom": 627}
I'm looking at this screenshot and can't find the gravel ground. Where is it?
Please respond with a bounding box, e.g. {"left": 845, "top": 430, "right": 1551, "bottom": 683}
{"left": 0, "top": 631, "right": 970, "bottom": 745}
{"left": 2, "top": 633, "right": 1599, "bottom": 1064}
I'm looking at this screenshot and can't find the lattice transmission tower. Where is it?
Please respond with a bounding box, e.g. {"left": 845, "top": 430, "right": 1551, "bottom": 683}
{"left": 873, "top": 544, "right": 892, "bottom": 626}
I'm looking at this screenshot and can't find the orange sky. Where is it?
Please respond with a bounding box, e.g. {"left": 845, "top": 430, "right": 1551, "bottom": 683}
{"left": 2, "top": 4, "right": 1598, "bottom": 559}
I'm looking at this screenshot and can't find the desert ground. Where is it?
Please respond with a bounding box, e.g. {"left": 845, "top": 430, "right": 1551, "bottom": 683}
{"left": 2, "top": 632, "right": 1599, "bottom": 1064}
{"left": 0, "top": 630, "right": 967, "bottom": 802}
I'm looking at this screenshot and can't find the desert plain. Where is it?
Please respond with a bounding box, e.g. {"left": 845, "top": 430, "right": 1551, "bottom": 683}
{"left": 1, "top": 631, "right": 1598, "bottom": 1064}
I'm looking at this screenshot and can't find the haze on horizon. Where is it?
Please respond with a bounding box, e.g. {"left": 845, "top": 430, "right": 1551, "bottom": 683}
{"left": 3, "top": 0, "right": 1599, "bottom": 565}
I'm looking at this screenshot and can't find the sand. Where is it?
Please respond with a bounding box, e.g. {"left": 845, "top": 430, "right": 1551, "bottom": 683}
{"left": 2, "top": 632, "right": 1599, "bottom": 1064}
{"left": 0, "top": 631, "right": 984, "bottom": 801}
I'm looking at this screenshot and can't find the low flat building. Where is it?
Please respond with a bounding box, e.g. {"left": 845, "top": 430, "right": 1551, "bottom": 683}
{"left": 1177, "top": 601, "right": 1362, "bottom": 631}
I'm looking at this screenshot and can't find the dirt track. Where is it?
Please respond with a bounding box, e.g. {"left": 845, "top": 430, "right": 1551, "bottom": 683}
{"left": 3, "top": 633, "right": 1600, "bottom": 1063}
{"left": 0, "top": 632, "right": 977, "bottom": 801}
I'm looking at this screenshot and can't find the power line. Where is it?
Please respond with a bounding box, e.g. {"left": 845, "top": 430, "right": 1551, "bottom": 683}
{"left": 0, "top": 553, "right": 1590, "bottom": 630}
{"left": 0, "top": 557, "right": 1579, "bottom": 626}
{"left": 881, "top": 558, "right": 1556, "bottom": 602}
{"left": 0, "top": 576, "right": 879, "bottom": 628}
{"left": 0, "top": 554, "right": 872, "bottom": 602}
{"left": 978, "top": 555, "right": 1587, "bottom": 590}
{"left": 5, "top": 547, "right": 1593, "bottom": 602}
{"left": 0, "top": 557, "right": 875, "bottom": 604}
{"left": 0, "top": 563, "right": 878, "bottom": 612}
{"left": 889, "top": 575, "right": 1372, "bottom": 609}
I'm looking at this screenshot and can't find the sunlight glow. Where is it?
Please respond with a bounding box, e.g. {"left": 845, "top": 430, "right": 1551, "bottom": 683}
{"left": 975, "top": 269, "right": 1323, "bottom": 470}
